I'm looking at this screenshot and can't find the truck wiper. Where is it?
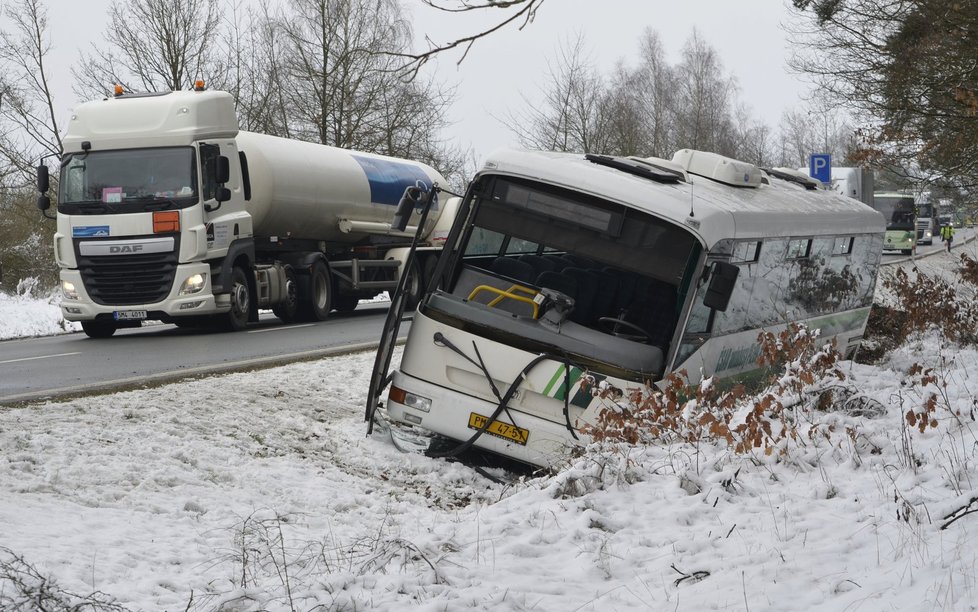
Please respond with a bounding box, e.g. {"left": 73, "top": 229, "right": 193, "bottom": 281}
{"left": 144, "top": 199, "right": 177, "bottom": 211}
{"left": 75, "top": 201, "right": 108, "bottom": 213}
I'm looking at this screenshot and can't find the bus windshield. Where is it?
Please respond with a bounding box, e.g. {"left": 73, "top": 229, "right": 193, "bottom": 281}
{"left": 873, "top": 194, "right": 915, "bottom": 231}
{"left": 59, "top": 147, "right": 198, "bottom": 213}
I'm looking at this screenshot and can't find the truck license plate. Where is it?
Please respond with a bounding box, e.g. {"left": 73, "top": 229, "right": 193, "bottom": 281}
{"left": 468, "top": 412, "right": 529, "bottom": 445}
{"left": 113, "top": 310, "right": 147, "bottom": 321}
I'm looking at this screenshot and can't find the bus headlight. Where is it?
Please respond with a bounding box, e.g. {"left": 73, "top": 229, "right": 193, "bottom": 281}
{"left": 389, "top": 385, "right": 431, "bottom": 412}
{"left": 179, "top": 273, "right": 207, "bottom": 295}
{"left": 61, "top": 280, "right": 78, "bottom": 300}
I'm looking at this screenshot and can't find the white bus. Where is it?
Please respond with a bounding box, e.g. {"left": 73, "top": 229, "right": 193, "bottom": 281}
{"left": 367, "top": 149, "right": 886, "bottom": 468}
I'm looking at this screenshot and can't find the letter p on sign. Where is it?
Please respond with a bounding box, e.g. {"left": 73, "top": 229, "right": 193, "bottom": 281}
{"left": 810, "top": 154, "right": 831, "bottom": 184}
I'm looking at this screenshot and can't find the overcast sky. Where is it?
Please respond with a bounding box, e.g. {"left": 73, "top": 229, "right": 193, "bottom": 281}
{"left": 43, "top": 0, "right": 809, "bottom": 161}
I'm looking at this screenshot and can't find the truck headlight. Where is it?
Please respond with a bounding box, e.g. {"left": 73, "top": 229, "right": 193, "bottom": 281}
{"left": 179, "top": 273, "right": 207, "bottom": 295}
{"left": 389, "top": 385, "right": 431, "bottom": 412}
{"left": 61, "top": 280, "right": 78, "bottom": 300}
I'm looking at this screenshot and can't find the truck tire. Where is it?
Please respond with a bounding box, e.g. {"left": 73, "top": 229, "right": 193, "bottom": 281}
{"left": 271, "top": 265, "right": 299, "bottom": 323}
{"left": 225, "top": 266, "right": 252, "bottom": 331}
{"left": 404, "top": 257, "right": 423, "bottom": 310}
{"left": 298, "top": 259, "right": 332, "bottom": 321}
{"left": 81, "top": 321, "right": 117, "bottom": 338}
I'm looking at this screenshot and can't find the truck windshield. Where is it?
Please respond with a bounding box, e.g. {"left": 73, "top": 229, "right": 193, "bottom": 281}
{"left": 59, "top": 147, "right": 198, "bottom": 212}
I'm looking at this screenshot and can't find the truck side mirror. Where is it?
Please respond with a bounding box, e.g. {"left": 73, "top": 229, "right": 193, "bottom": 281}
{"left": 37, "top": 194, "right": 51, "bottom": 211}
{"left": 216, "top": 156, "right": 230, "bottom": 184}
{"left": 37, "top": 164, "right": 49, "bottom": 193}
{"left": 703, "top": 261, "right": 739, "bottom": 312}
{"left": 392, "top": 185, "right": 424, "bottom": 232}
{"left": 216, "top": 186, "right": 231, "bottom": 203}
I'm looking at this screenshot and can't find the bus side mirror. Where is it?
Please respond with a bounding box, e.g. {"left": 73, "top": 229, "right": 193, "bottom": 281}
{"left": 37, "top": 164, "right": 49, "bottom": 193}
{"left": 392, "top": 185, "right": 424, "bottom": 232}
{"left": 703, "top": 261, "right": 739, "bottom": 312}
{"left": 216, "top": 156, "right": 230, "bottom": 184}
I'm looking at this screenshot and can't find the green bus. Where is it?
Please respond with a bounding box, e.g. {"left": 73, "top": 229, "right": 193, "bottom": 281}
{"left": 874, "top": 192, "right": 916, "bottom": 254}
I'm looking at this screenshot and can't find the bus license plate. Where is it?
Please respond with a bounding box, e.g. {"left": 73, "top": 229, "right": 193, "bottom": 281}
{"left": 113, "top": 310, "right": 147, "bottom": 321}
{"left": 468, "top": 412, "right": 529, "bottom": 445}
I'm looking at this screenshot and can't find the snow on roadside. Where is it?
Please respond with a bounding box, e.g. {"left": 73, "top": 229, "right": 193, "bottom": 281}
{"left": 0, "top": 281, "right": 80, "bottom": 339}
{"left": 2, "top": 340, "right": 978, "bottom": 611}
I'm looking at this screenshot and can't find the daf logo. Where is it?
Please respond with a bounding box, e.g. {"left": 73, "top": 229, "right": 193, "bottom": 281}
{"left": 78, "top": 237, "right": 174, "bottom": 257}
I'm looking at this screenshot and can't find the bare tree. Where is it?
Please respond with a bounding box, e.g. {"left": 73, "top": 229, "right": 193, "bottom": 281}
{"left": 506, "top": 33, "right": 606, "bottom": 153}
{"left": 671, "top": 30, "right": 739, "bottom": 155}
{"left": 0, "top": 0, "right": 62, "bottom": 176}
{"left": 398, "top": 0, "right": 545, "bottom": 78}
{"left": 219, "top": 1, "right": 293, "bottom": 136}
{"left": 276, "top": 0, "right": 465, "bottom": 185}
{"left": 72, "top": 0, "right": 225, "bottom": 99}
{"left": 0, "top": 0, "right": 61, "bottom": 289}
{"left": 788, "top": 0, "right": 978, "bottom": 185}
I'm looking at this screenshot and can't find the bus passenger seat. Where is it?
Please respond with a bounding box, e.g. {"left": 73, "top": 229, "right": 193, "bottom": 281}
{"left": 519, "top": 254, "right": 556, "bottom": 278}
{"left": 490, "top": 257, "right": 536, "bottom": 284}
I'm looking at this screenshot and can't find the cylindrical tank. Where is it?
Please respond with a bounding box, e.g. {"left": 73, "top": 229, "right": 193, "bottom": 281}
{"left": 237, "top": 131, "right": 448, "bottom": 243}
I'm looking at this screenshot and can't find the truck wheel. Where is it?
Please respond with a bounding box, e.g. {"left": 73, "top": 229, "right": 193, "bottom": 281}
{"left": 271, "top": 265, "right": 299, "bottom": 323}
{"left": 81, "top": 321, "right": 117, "bottom": 338}
{"left": 225, "top": 266, "right": 251, "bottom": 331}
{"left": 404, "top": 257, "right": 423, "bottom": 310}
{"left": 298, "top": 259, "right": 332, "bottom": 321}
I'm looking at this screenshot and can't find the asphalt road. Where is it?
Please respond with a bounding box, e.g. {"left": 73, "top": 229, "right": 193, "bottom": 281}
{"left": 3, "top": 228, "right": 972, "bottom": 407}
{"left": 0, "top": 302, "right": 405, "bottom": 406}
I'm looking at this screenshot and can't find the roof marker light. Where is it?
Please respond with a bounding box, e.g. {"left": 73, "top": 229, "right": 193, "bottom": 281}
{"left": 113, "top": 84, "right": 124, "bottom": 97}
{"left": 194, "top": 80, "right": 206, "bottom": 91}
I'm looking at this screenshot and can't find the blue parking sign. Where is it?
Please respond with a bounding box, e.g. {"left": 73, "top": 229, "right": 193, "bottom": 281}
{"left": 809, "top": 154, "right": 831, "bottom": 183}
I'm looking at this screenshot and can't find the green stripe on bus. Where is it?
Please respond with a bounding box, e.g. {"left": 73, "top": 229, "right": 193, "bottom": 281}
{"left": 543, "top": 365, "right": 567, "bottom": 397}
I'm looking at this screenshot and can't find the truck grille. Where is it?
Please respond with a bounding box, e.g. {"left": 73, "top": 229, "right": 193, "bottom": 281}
{"left": 79, "top": 251, "right": 178, "bottom": 306}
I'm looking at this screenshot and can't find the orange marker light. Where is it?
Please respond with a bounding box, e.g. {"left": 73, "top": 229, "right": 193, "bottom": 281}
{"left": 153, "top": 211, "right": 180, "bottom": 233}
{"left": 194, "top": 80, "right": 206, "bottom": 91}
{"left": 113, "top": 84, "right": 124, "bottom": 97}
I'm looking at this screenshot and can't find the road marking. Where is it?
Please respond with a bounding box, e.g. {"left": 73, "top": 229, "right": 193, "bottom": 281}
{"left": 247, "top": 324, "right": 316, "bottom": 334}
{"left": 0, "top": 352, "right": 81, "bottom": 365}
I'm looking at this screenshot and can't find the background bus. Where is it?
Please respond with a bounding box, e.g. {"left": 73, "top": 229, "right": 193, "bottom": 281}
{"left": 873, "top": 192, "right": 916, "bottom": 254}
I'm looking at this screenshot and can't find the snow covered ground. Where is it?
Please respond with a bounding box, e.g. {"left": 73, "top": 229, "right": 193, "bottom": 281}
{"left": 2, "top": 251, "right": 978, "bottom": 610}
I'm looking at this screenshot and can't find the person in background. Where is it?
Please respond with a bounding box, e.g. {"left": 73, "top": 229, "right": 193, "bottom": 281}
{"left": 940, "top": 222, "right": 955, "bottom": 253}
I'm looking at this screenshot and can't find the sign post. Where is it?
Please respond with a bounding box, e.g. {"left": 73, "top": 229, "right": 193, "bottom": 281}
{"left": 809, "top": 154, "right": 831, "bottom": 184}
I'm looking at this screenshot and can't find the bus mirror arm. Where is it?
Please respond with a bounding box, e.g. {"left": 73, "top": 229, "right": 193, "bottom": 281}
{"left": 703, "top": 261, "right": 739, "bottom": 312}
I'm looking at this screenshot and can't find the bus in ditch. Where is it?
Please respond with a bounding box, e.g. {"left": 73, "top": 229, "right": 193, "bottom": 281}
{"left": 367, "top": 149, "right": 886, "bottom": 469}
{"left": 873, "top": 191, "right": 917, "bottom": 254}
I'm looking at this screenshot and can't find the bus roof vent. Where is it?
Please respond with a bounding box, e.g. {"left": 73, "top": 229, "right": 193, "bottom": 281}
{"left": 671, "top": 149, "right": 762, "bottom": 188}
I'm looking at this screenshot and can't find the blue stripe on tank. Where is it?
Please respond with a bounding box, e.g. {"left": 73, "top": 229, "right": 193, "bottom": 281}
{"left": 351, "top": 155, "right": 437, "bottom": 208}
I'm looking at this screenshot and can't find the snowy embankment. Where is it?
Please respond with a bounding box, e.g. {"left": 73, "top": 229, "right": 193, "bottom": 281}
{"left": 2, "top": 247, "right": 978, "bottom": 610}
{"left": 0, "top": 279, "right": 80, "bottom": 339}
{"left": 1, "top": 340, "right": 977, "bottom": 610}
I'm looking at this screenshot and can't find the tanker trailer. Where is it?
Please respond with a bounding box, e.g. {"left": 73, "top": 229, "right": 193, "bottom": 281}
{"left": 36, "top": 85, "right": 457, "bottom": 338}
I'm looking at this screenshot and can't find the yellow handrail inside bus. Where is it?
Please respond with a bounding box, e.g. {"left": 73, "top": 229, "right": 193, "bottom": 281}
{"left": 467, "top": 284, "right": 540, "bottom": 318}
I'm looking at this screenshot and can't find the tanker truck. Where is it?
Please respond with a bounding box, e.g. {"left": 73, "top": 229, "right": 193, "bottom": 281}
{"left": 35, "top": 86, "right": 457, "bottom": 338}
